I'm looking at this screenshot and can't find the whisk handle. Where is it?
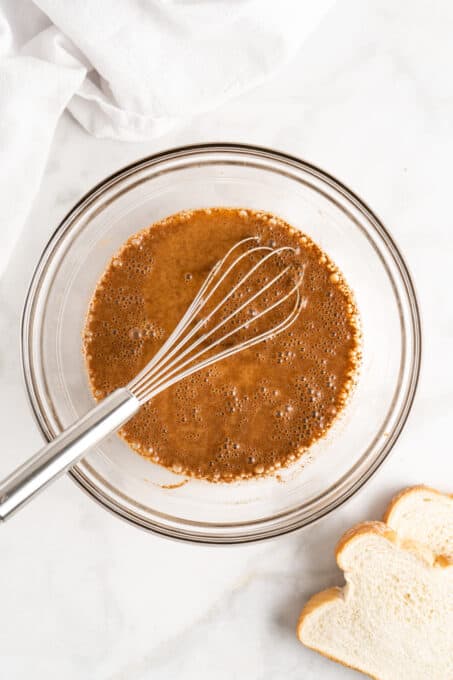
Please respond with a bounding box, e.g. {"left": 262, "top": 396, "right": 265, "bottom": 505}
{"left": 0, "top": 388, "right": 139, "bottom": 522}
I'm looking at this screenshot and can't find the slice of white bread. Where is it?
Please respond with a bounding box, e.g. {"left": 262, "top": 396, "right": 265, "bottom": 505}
{"left": 297, "top": 521, "right": 453, "bottom": 680}
{"left": 384, "top": 485, "right": 453, "bottom": 560}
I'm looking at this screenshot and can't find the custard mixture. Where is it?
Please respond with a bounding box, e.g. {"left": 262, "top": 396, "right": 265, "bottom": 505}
{"left": 83, "top": 208, "right": 360, "bottom": 481}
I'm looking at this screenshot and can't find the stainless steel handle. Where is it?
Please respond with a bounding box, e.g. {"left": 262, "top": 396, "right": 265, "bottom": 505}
{"left": 0, "top": 388, "right": 140, "bottom": 521}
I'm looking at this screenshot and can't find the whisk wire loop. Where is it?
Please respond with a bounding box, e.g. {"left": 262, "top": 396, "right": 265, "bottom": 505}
{"left": 130, "top": 237, "right": 305, "bottom": 404}
{"left": 132, "top": 247, "right": 292, "bottom": 396}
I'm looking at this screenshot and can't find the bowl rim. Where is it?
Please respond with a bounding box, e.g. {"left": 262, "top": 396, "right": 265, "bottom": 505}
{"left": 21, "top": 142, "right": 422, "bottom": 544}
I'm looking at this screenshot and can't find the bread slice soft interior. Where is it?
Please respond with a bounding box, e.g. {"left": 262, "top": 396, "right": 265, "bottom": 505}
{"left": 297, "top": 521, "right": 453, "bottom": 680}
{"left": 384, "top": 485, "right": 453, "bottom": 560}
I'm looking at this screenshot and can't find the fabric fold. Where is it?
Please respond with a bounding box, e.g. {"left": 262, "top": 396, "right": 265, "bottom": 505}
{"left": 0, "top": 0, "right": 335, "bottom": 274}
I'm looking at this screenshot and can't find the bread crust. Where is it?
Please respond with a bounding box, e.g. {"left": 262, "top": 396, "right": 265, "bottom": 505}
{"left": 297, "top": 523, "right": 396, "bottom": 679}
{"left": 297, "top": 590, "right": 379, "bottom": 679}
{"left": 297, "top": 515, "right": 452, "bottom": 679}
{"left": 297, "top": 583, "right": 379, "bottom": 679}
{"left": 335, "top": 520, "right": 395, "bottom": 568}
{"left": 384, "top": 485, "right": 453, "bottom": 564}
{"left": 383, "top": 485, "right": 453, "bottom": 525}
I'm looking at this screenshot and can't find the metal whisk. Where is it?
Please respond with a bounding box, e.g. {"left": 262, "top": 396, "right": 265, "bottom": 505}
{"left": 0, "top": 238, "right": 304, "bottom": 521}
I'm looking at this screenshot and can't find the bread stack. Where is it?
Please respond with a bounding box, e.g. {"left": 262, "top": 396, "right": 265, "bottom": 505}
{"left": 297, "top": 486, "right": 453, "bottom": 679}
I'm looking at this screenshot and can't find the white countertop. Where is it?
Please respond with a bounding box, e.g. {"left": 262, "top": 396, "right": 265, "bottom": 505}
{"left": 1, "top": 1, "right": 452, "bottom": 678}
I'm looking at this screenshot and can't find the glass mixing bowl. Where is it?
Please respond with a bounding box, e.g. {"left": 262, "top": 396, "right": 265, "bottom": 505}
{"left": 21, "top": 144, "right": 421, "bottom": 543}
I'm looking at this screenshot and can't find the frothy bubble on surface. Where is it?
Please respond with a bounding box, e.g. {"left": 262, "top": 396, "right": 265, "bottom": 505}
{"left": 83, "top": 207, "right": 360, "bottom": 482}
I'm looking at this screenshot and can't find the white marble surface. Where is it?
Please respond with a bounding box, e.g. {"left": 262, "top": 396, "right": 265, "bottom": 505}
{"left": 1, "top": 1, "right": 452, "bottom": 677}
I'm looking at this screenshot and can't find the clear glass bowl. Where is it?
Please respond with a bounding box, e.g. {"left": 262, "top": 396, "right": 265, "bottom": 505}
{"left": 21, "top": 144, "right": 421, "bottom": 543}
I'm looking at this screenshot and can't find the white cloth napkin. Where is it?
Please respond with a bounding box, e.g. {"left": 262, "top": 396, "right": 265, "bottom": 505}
{"left": 0, "top": 0, "right": 334, "bottom": 275}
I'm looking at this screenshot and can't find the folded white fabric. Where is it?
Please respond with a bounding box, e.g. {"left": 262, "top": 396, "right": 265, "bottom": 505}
{"left": 0, "top": 0, "right": 335, "bottom": 275}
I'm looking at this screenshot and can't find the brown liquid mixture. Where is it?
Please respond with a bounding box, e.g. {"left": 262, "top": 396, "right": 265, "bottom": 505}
{"left": 84, "top": 208, "right": 360, "bottom": 481}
